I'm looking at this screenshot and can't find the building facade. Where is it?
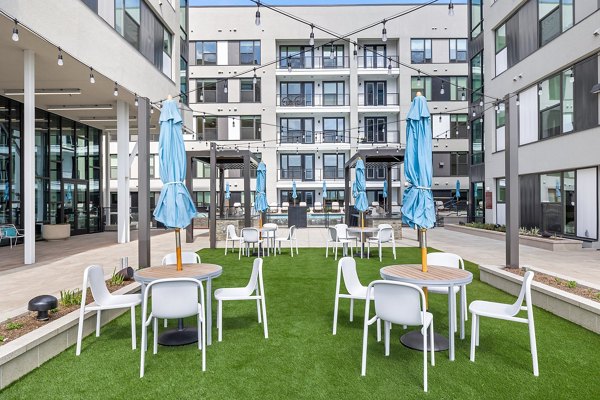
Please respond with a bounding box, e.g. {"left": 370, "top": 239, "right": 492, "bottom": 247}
{"left": 186, "top": 3, "right": 469, "bottom": 211}
{"left": 467, "top": 0, "right": 600, "bottom": 246}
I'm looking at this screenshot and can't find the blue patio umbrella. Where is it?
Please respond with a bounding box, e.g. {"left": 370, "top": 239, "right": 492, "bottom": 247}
{"left": 254, "top": 162, "right": 269, "bottom": 227}
{"left": 153, "top": 99, "right": 197, "bottom": 271}
{"left": 322, "top": 181, "right": 327, "bottom": 200}
{"left": 354, "top": 159, "right": 369, "bottom": 227}
{"left": 555, "top": 179, "right": 561, "bottom": 200}
{"left": 402, "top": 94, "right": 435, "bottom": 272}
{"left": 3, "top": 181, "right": 9, "bottom": 202}
{"left": 456, "top": 179, "right": 461, "bottom": 200}
{"left": 292, "top": 180, "right": 298, "bottom": 205}
{"left": 225, "top": 182, "right": 231, "bottom": 200}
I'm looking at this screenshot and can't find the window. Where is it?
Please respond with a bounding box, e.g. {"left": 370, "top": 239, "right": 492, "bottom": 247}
{"left": 322, "top": 118, "right": 345, "bottom": 143}
{"left": 110, "top": 155, "right": 118, "bottom": 180}
{"left": 322, "top": 82, "right": 346, "bottom": 106}
{"left": 366, "top": 166, "right": 386, "bottom": 181}
{"left": 197, "top": 116, "right": 217, "bottom": 141}
{"left": 364, "top": 81, "right": 387, "bottom": 106}
{"left": 196, "top": 80, "right": 217, "bottom": 103}
{"left": 363, "top": 45, "right": 386, "bottom": 68}
{"left": 364, "top": 117, "right": 387, "bottom": 143}
{"left": 470, "top": 0, "right": 483, "bottom": 39}
{"left": 280, "top": 118, "right": 314, "bottom": 144}
{"left": 411, "top": 76, "right": 432, "bottom": 99}
{"left": 195, "top": 41, "right": 217, "bottom": 65}
{"left": 280, "top": 154, "right": 315, "bottom": 181}
{"left": 323, "top": 45, "right": 345, "bottom": 68}
{"left": 497, "top": 178, "right": 506, "bottom": 203}
{"left": 323, "top": 154, "right": 345, "bottom": 179}
{"left": 449, "top": 114, "right": 468, "bottom": 139}
{"left": 279, "top": 82, "right": 314, "bottom": 106}
{"left": 194, "top": 162, "right": 211, "bottom": 178}
{"left": 496, "top": 106, "right": 506, "bottom": 129}
{"left": 495, "top": 24, "right": 507, "bottom": 75}
{"left": 411, "top": 39, "right": 432, "bottom": 64}
{"left": 539, "top": 0, "right": 573, "bottom": 47}
{"left": 280, "top": 190, "right": 314, "bottom": 207}
{"left": 470, "top": 52, "right": 483, "bottom": 103}
{"left": 117, "top": 0, "right": 140, "bottom": 49}
{"left": 471, "top": 117, "right": 484, "bottom": 165}
{"left": 240, "top": 78, "right": 261, "bottom": 103}
{"left": 495, "top": 24, "right": 506, "bottom": 53}
{"left": 280, "top": 46, "right": 313, "bottom": 69}
{"left": 240, "top": 40, "right": 261, "bottom": 65}
{"left": 450, "top": 76, "right": 468, "bottom": 101}
{"left": 450, "top": 152, "right": 468, "bottom": 176}
{"left": 449, "top": 39, "right": 467, "bottom": 63}
{"left": 240, "top": 116, "right": 261, "bottom": 140}
{"left": 539, "top": 68, "right": 574, "bottom": 139}
{"left": 149, "top": 155, "right": 155, "bottom": 178}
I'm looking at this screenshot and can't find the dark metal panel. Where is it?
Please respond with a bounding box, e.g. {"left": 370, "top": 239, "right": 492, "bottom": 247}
{"left": 217, "top": 116, "right": 228, "bottom": 141}
{"left": 228, "top": 41, "right": 240, "bottom": 66}
{"left": 209, "top": 143, "right": 217, "bottom": 248}
{"left": 519, "top": 174, "right": 541, "bottom": 229}
{"left": 505, "top": 95, "right": 519, "bottom": 267}
{"left": 574, "top": 56, "right": 599, "bottom": 131}
{"left": 137, "top": 97, "right": 151, "bottom": 268}
{"left": 431, "top": 76, "right": 450, "bottom": 102}
{"left": 469, "top": 163, "right": 485, "bottom": 183}
{"left": 506, "top": 11, "right": 520, "bottom": 68}
{"left": 517, "top": 0, "right": 538, "bottom": 63}
{"left": 153, "top": 20, "right": 164, "bottom": 72}
{"left": 216, "top": 80, "right": 228, "bottom": 103}
{"left": 139, "top": 2, "right": 154, "bottom": 63}
{"left": 432, "top": 153, "right": 451, "bottom": 177}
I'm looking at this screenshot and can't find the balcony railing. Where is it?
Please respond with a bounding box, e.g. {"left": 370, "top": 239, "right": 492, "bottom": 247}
{"left": 277, "top": 56, "right": 350, "bottom": 70}
{"left": 358, "top": 93, "right": 399, "bottom": 106}
{"left": 278, "top": 131, "right": 350, "bottom": 144}
{"left": 359, "top": 130, "right": 400, "bottom": 144}
{"left": 279, "top": 167, "right": 315, "bottom": 181}
{"left": 277, "top": 94, "right": 350, "bottom": 107}
{"left": 322, "top": 131, "right": 350, "bottom": 144}
{"left": 277, "top": 167, "right": 398, "bottom": 181}
{"left": 357, "top": 55, "right": 399, "bottom": 69}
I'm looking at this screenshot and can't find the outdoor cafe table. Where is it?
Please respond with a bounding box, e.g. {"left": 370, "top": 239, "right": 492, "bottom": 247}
{"left": 134, "top": 263, "right": 223, "bottom": 346}
{"left": 260, "top": 225, "right": 277, "bottom": 256}
{"left": 380, "top": 264, "right": 473, "bottom": 361}
{"left": 346, "top": 227, "right": 379, "bottom": 258}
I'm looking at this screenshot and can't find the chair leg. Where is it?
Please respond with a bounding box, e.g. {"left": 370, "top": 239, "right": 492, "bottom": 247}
{"left": 239, "top": 243, "right": 242, "bottom": 260}
{"left": 164, "top": 319, "right": 168, "bottom": 328}
{"left": 333, "top": 294, "right": 340, "bottom": 335}
{"left": 201, "top": 305, "right": 206, "bottom": 371}
{"left": 376, "top": 318, "right": 381, "bottom": 342}
{"left": 379, "top": 243, "right": 382, "bottom": 262}
{"left": 529, "top": 318, "right": 539, "bottom": 376}
{"left": 296, "top": 240, "right": 298, "bottom": 255}
{"left": 75, "top": 305, "right": 85, "bottom": 356}
{"left": 429, "top": 319, "right": 435, "bottom": 366}
{"left": 423, "top": 322, "right": 428, "bottom": 392}
{"left": 349, "top": 298, "right": 354, "bottom": 322}
{"left": 140, "top": 321, "right": 146, "bottom": 378}
{"left": 256, "top": 292, "right": 262, "bottom": 324}
{"left": 96, "top": 310, "right": 101, "bottom": 337}
{"left": 218, "top": 300, "right": 223, "bottom": 342}
{"left": 326, "top": 241, "right": 329, "bottom": 258}
{"left": 225, "top": 240, "right": 228, "bottom": 255}
{"left": 470, "top": 312, "right": 477, "bottom": 362}
{"left": 131, "top": 306, "right": 137, "bottom": 350}
{"left": 367, "top": 241, "right": 370, "bottom": 258}
{"left": 261, "top": 294, "right": 269, "bottom": 339}
{"left": 475, "top": 315, "right": 480, "bottom": 346}
{"left": 334, "top": 242, "right": 338, "bottom": 260}
{"left": 462, "top": 286, "right": 468, "bottom": 321}
{"left": 153, "top": 318, "right": 158, "bottom": 355}
{"left": 361, "top": 318, "right": 369, "bottom": 376}
{"left": 384, "top": 321, "right": 390, "bottom": 356}
{"left": 392, "top": 240, "right": 397, "bottom": 260}
{"left": 290, "top": 240, "right": 293, "bottom": 257}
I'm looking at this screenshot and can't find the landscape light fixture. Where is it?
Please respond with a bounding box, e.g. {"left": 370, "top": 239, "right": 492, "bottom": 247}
{"left": 57, "top": 47, "right": 64, "bottom": 66}
{"left": 113, "top": 82, "right": 118, "bottom": 97}
{"left": 89, "top": 67, "right": 95, "bottom": 84}
{"left": 448, "top": 1, "right": 455, "bottom": 16}
{"left": 12, "top": 19, "right": 19, "bottom": 42}
{"left": 309, "top": 25, "right": 315, "bottom": 46}
{"left": 381, "top": 20, "right": 387, "bottom": 42}
{"left": 255, "top": 1, "right": 261, "bottom": 26}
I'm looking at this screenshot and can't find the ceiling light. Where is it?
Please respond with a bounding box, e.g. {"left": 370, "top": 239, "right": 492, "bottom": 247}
{"left": 4, "top": 88, "right": 81, "bottom": 96}
{"left": 47, "top": 104, "right": 114, "bottom": 111}
{"left": 11, "top": 19, "right": 19, "bottom": 42}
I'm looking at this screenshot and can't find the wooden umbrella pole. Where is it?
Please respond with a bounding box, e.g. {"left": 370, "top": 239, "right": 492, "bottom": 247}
{"left": 419, "top": 227, "right": 428, "bottom": 307}
{"left": 175, "top": 228, "right": 183, "bottom": 271}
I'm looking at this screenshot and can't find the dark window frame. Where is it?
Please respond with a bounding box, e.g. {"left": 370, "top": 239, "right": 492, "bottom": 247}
{"left": 449, "top": 38, "right": 468, "bottom": 63}
{"left": 410, "top": 39, "right": 432, "bottom": 64}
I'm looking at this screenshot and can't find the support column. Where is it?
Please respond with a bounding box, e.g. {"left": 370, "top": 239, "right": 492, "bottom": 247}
{"left": 186, "top": 156, "right": 194, "bottom": 244}
{"left": 219, "top": 167, "right": 225, "bottom": 218}
{"left": 505, "top": 94, "right": 519, "bottom": 267}
{"left": 344, "top": 164, "right": 350, "bottom": 224}
{"left": 137, "top": 97, "right": 151, "bottom": 268}
{"left": 243, "top": 154, "right": 251, "bottom": 227}
{"left": 386, "top": 165, "right": 392, "bottom": 216}
{"left": 23, "top": 50, "right": 35, "bottom": 265}
{"left": 101, "top": 130, "right": 111, "bottom": 228}
{"left": 209, "top": 143, "right": 217, "bottom": 248}
{"left": 117, "top": 100, "right": 130, "bottom": 243}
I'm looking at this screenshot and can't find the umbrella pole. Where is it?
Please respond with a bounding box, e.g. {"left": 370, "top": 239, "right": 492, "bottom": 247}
{"left": 419, "top": 228, "right": 429, "bottom": 307}
{"left": 175, "top": 228, "right": 183, "bottom": 272}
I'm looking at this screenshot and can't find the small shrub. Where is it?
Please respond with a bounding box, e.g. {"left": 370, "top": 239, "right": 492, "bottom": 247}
{"left": 530, "top": 227, "right": 540, "bottom": 236}
{"left": 60, "top": 289, "right": 82, "bottom": 307}
{"left": 596, "top": 293, "right": 600, "bottom": 301}
{"left": 0, "top": 335, "right": 4, "bottom": 342}
{"left": 109, "top": 268, "right": 125, "bottom": 286}
{"left": 553, "top": 277, "right": 562, "bottom": 285}
{"left": 50, "top": 308, "right": 58, "bottom": 314}
{"left": 567, "top": 280, "right": 577, "bottom": 289}
{"left": 6, "top": 322, "right": 22, "bottom": 330}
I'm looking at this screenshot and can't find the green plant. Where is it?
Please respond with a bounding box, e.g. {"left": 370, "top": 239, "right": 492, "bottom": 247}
{"left": 530, "top": 227, "right": 540, "bottom": 236}
{"left": 596, "top": 292, "right": 600, "bottom": 301}
{"left": 50, "top": 308, "right": 58, "bottom": 314}
{"left": 553, "top": 277, "right": 562, "bottom": 285}
{"left": 567, "top": 280, "right": 577, "bottom": 289}
{"left": 6, "top": 322, "right": 22, "bottom": 330}
{"left": 0, "top": 335, "right": 4, "bottom": 342}
{"left": 60, "top": 289, "right": 82, "bottom": 307}
{"left": 109, "top": 268, "right": 125, "bottom": 286}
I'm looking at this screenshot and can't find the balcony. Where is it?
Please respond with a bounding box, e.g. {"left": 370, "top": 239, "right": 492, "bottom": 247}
{"left": 359, "top": 130, "right": 400, "bottom": 144}
{"left": 357, "top": 55, "right": 399, "bottom": 69}
{"left": 358, "top": 93, "right": 399, "bottom": 107}
{"left": 277, "top": 168, "right": 346, "bottom": 181}
{"left": 278, "top": 131, "right": 350, "bottom": 145}
{"left": 276, "top": 56, "right": 350, "bottom": 70}
{"left": 276, "top": 94, "right": 350, "bottom": 107}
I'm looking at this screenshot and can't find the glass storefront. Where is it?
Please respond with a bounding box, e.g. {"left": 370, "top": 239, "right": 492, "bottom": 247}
{"left": 472, "top": 182, "right": 484, "bottom": 222}
{"left": 0, "top": 96, "right": 102, "bottom": 238}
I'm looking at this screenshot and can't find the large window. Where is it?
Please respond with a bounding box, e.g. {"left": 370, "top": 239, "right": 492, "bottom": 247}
{"left": 450, "top": 114, "right": 469, "bottom": 139}
{"left": 240, "top": 78, "right": 261, "bottom": 103}
{"left": 411, "top": 39, "right": 432, "bottom": 64}
{"left": 240, "top": 116, "right": 261, "bottom": 140}
{"left": 411, "top": 76, "right": 432, "bottom": 99}
{"left": 323, "top": 154, "right": 345, "bottom": 179}
{"left": 363, "top": 45, "right": 387, "bottom": 68}
{"left": 471, "top": 117, "right": 484, "bottom": 165}
{"left": 539, "top": 68, "right": 574, "bottom": 139}
{"left": 364, "top": 81, "right": 387, "bottom": 106}
{"left": 364, "top": 117, "right": 387, "bottom": 143}
{"left": 495, "top": 24, "right": 507, "bottom": 75}
{"left": 196, "top": 79, "right": 217, "bottom": 103}
{"left": 280, "top": 46, "right": 313, "bottom": 69}
{"left": 240, "top": 40, "right": 261, "bottom": 65}
{"left": 197, "top": 116, "right": 217, "bottom": 141}
{"left": 497, "top": 178, "right": 506, "bottom": 203}
{"left": 450, "top": 152, "right": 469, "bottom": 176}
{"left": 280, "top": 118, "right": 314, "bottom": 144}
{"left": 449, "top": 39, "right": 467, "bottom": 63}
{"left": 539, "top": 0, "right": 573, "bottom": 47}
{"left": 280, "top": 154, "right": 315, "bottom": 181}
{"left": 323, "top": 82, "right": 346, "bottom": 106}
{"left": 323, "top": 45, "right": 345, "bottom": 68}
{"left": 470, "top": 0, "right": 483, "bottom": 39}
{"left": 449, "top": 77, "right": 468, "bottom": 101}
{"left": 470, "top": 52, "right": 483, "bottom": 103}
{"left": 323, "top": 118, "right": 345, "bottom": 143}
{"left": 195, "top": 41, "right": 217, "bottom": 65}
{"left": 110, "top": 155, "right": 118, "bottom": 180}
{"left": 279, "top": 82, "right": 314, "bottom": 107}
{"left": 194, "top": 162, "right": 211, "bottom": 178}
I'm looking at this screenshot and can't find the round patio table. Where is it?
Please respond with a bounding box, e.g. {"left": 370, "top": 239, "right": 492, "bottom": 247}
{"left": 347, "top": 227, "right": 379, "bottom": 258}
{"left": 380, "top": 264, "right": 473, "bottom": 361}
{"left": 260, "top": 225, "right": 278, "bottom": 256}
{"left": 134, "top": 263, "right": 222, "bottom": 346}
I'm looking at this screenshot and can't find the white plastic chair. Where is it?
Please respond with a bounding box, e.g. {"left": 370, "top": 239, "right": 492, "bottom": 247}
{"left": 366, "top": 224, "right": 396, "bottom": 262}
{"left": 299, "top": 201, "right": 307, "bottom": 207}
{"left": 313, "top": 202, "right": 323, "bottom": 212}
{"left": 140, "top": 278, "right": 206, "bottom": 377}
{"left": 333, "top": 257, "right": 381, "bottom": 338}
{"left": 331, "top": 201, "right": 340, "bottom": 212}
{"left": 281, "top": 202, "right": 289, "bottom": 212}
{"left": 239, "top": 228, "right": 265, "bottom": 259}
{"left": 225, "top": 225, "right": 243, "bottom": 255}
{"left": 326, "top": 227, "right": 353, "bottom": 260}
{"left": 263, "top": 223, "right": 278, "bottom": 256}
{"left": 275, "top": 225, "right": 299, "bottom": 256}
{"left": 362, "top": 280, "right": 435, "bottom": 392}
{"left": 336, "top": 223, "right": 358, "bottom": 252}
{"left": 269, "top": 202, "right": 279, "bottom": 213}
{"left": 161, "top": 252, "right": 201, "bottom": 265}
{"left": 215, "top": 258, "right": 268, "bottom": 342}
{"left": 469, "top": 271, "right": 538, "bottom": 376}
{"left": 76, "top": 265, "right": 142, "bottom": 356}
{"left": 426, "top": 252, "right": 468, "bottom": 333}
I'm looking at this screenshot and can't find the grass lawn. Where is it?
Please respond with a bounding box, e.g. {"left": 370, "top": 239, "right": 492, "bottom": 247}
{"left": 2, "top": 247, "right": 599, "bottom": 399}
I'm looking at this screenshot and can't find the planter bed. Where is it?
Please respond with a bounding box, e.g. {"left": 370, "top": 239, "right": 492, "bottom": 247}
{"left": 479, "top": 265, "right": 600, "bottom": 334}
{"left": 445, "top": 224, "right": 583, "bottom": 251}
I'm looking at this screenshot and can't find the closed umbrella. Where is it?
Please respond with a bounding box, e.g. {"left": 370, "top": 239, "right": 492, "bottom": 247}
{"left": 383, "top": 180, "right": 388, "bottom": 212}
{"left": 225, "top": 182, "right": 231, "bottom": 216}
{"left": 292, "top": 180, "right": 298, "bottom": 206}
{"left": 456, "top": 179, "right": 461, "bottom": 215}
{"left": 322, "top": 180, "right": 327, "bottom": 200}
{"left": 402, "top": 94, "right": 435, "bottom": 273}
{"left": 555, "top": 179, "right": 561, "bottom": 201}
{"left": 254, "top": 162, "right": 269, "bottom": 227}
{"left": 153, "top": 99, "right": 197, "bottom": 271}
{"left": 354, "top": 159, "right": 369, "bottom": 228}
{"left": 3, "top": 181, "right": 9, "bottom": 202}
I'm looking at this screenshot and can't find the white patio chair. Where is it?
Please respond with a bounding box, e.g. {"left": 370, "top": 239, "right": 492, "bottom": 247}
{"left": 331, "top": 201, "right": 341, "bottom": 212}
{"left": 263, "top": 223, "right": 278, "bottom": 256}
{"left": 335, "top": 223, "right": 358, "bottom": 252}
{"left": 313, "top": 201, "right": 323, "bottom": 212}
{"left": 224, "top": 224, "right": 243, "bottom": 255}
{"left": 366, "top": 224, "right": 396, "bottom": 262}
{"left": 140, "top": 278, "right": 206, "bottom": 377}
{"left": 299, "top": 201, "right": 307, "bottom": 207}
{"left": 161, "top": 252, "right": 201, "bottom": 265}
{"left": 333, "top": 257, "right": 380, "bottom": 338}
{"left": 362, "top": 280, "right": 435, "bottom": 392}
{"left": 239, "top": 228, "right": 265, "bottom": 259}
{"left": 469, "top": 271, "right": 538, "bottom": 376}
{"left": 371, "top": 201, "right": 380, "bottom": 207}
{"left": 269, "top": 202, "right": 279, "bottom": 213}
{"left": 215, "top": 258, "right": 268, "bottom": 341}
{"left": 76, "top": 265, "right": 142, "bottom": 356}
{"left": 0, "top": 224, "right": 25, "bottom": 248}
{"left": 326, "top": 226, "right": 353, "bottom": 260}
{"left": 426, "top": 252, "right": 468, "bottom": 333}
{"left": 275, "top": 225, "right": 299, "bottom": 256}
{"left": 281, "top": 202, "right": 289, "bottom": 213}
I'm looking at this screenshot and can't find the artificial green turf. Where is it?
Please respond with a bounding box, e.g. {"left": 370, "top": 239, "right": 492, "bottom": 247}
{"left": 2, "top": 247, "right": 599, "bottom": 399}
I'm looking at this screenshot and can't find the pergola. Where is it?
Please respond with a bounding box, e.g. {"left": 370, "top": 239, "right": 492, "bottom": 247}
{"left": 344, "top": 148, "right": 405, "bottom": 224}
{"left": 185, "top": 143, "right": 260, "bottom": 248}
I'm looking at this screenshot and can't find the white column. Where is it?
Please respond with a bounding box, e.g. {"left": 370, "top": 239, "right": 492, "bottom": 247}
{"left": 23, "top": 50, "right": 35, "bottom": 265}
{"left": 117, "top": 100, "right": 130, "bottom": 243}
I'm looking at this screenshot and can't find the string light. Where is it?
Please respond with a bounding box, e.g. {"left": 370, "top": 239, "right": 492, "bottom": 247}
{"left": 57, "top": 47, "right": 64, "bottom": 66}
{"left": 516, "top": 94, "right": 520, "bottom": 106}
{"left": 499, "top": 102, "right": 505, "bottom": 112}
{"left": 287, "top": 59, "right": 292, "bottom": 73}
{"left": 89, "top": 67, "right": 95, "bottom": 84}
{"left": 134, "top": 94, "right": 139, "bottom": 107}
{"left": 448, "top": 0, "right": 455, "bottom": 16}
{"left": 538, "top": 84, "right": 543, "bottom": 96}
{"left": 438, "top": 114, "right": 442, "bottom": 123}
{"left": 353, "top": 44, "right": 358, "bottom": 58}
{"left": 461, "top": 89, "right": 466, "bottom": 101}
{"left": 479, "top": 100, "right": 483, "bottom": 107}
{"left": 329, "top": 43, "right": 335, "bottom": 60}
{"left": 309, "top": 25, "right": 315, "bottom": 46}
{"left": 150, "top": 107, "right": 154, "bottom": 114}
{"left": 387, "top": 58, "right": 392, "bottom": 75}
{"left": 381, "top": 20, "right": 387, "bottom": 42}
{"left": 224, "top": 80, "right": 228, "bottom": 94}
{"left": 440, "top": 83, "right": 445, "bottom": 95}
{"left": 11, "top": 19, "right": 19, "bottom": 42}
{"left": 417, "top": 70, "right": 421, "bottom": 83}
{"left": 255, "top": 1, "right": 261, "bottom": 26}
{"left": 113, "top": 82, "right": 118, "bottom": 97}
{"left": 569, "top": 70, "right": 574, "bottom": 83}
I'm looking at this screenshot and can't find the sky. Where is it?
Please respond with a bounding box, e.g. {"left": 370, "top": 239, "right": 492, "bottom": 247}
{"left": 190, "top": 0, "right": 463, "bottom": 6}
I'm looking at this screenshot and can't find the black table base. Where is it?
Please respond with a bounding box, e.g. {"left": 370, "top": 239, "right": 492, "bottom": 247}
{"left": 400, "top": 330, "right": 449, "bottom": 352}
{"left": 158, "top": 319, "right": 198, "bottom": 346}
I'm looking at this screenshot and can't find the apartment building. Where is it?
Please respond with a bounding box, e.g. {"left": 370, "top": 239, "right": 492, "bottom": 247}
{"left": 467, "top": 0, "right": 600, "bottom": 246}
{"left": 187, "top": 3, "right": 469, "bottom": 210}
{"left": 0, "top": 0, "right": 188, "bottom": 262}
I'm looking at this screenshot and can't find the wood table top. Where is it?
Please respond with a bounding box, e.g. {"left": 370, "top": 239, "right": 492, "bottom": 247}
{"left": 380, "top": 264, "right": 473, "bottom": 286}
{"left": 347, "top": 227, "right": 379, "bottom": 232}
{"left": 134, "top": 263, "right": 223, "bottom": 283}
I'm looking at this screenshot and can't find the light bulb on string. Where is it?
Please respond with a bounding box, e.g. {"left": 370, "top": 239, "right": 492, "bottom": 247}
{"left": 353, "top": 44, "right": 358, "bottom": 58}
{"left": 448, "top": 0, "right": 455, "bottom": 16}
{"left": 381, "top": 20, "right": 387, "bottom": 42}
{"left": 134, "top": 94, "right": 139, "bottom": 107}
{"left": 11, "top": 19, "right": 19, "bottom": 42}
{"left": 309, "top": 25, "right": 315, "bottom": 46}
{"left": 569, "top": 70, "right": 574, "bottom": 83}
{"left": 440, "top": 83, "right": 445, "bottom": 95}
{"left": 417, "top": 70, "right": 421, "bottom": 83}
{"left": 113, "top": 82, "right": 118, "bottom": 97}
{"left": 439, "top": 114, "right": 442, "bottom": 123}
{"left": 538, "top": 85, "right": 543, "bottom": 96}
{"left": 479, "top": 100, "right": 483, "bottom": 107}
{"left": 57, "top": 47, "right": 64, "bottom": 66}
{"left": 516, "top": 94, "right": 520, "bottom": 106}
{"left": 499, "top": 102, "right": 505, "bottom": 112}
{"left": 387, "top": 58, "right": 392, "bottom": 75}
{"left": 287, "top": 59, "right": 292, "bottom": 73}
{"left": 89, "top": 67, "right": 95, "bottom": 84}
{"left": 329, "top": 44, "right": 335, "bottom": 60}
{"left": 255, "top": 1, "right": 261, "bottom": 26}
{"left": 461, "top": 89, "right": 466, "bottom": 101}
{"left": 224, "top": 80, "right": 228, "bottom": 94}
